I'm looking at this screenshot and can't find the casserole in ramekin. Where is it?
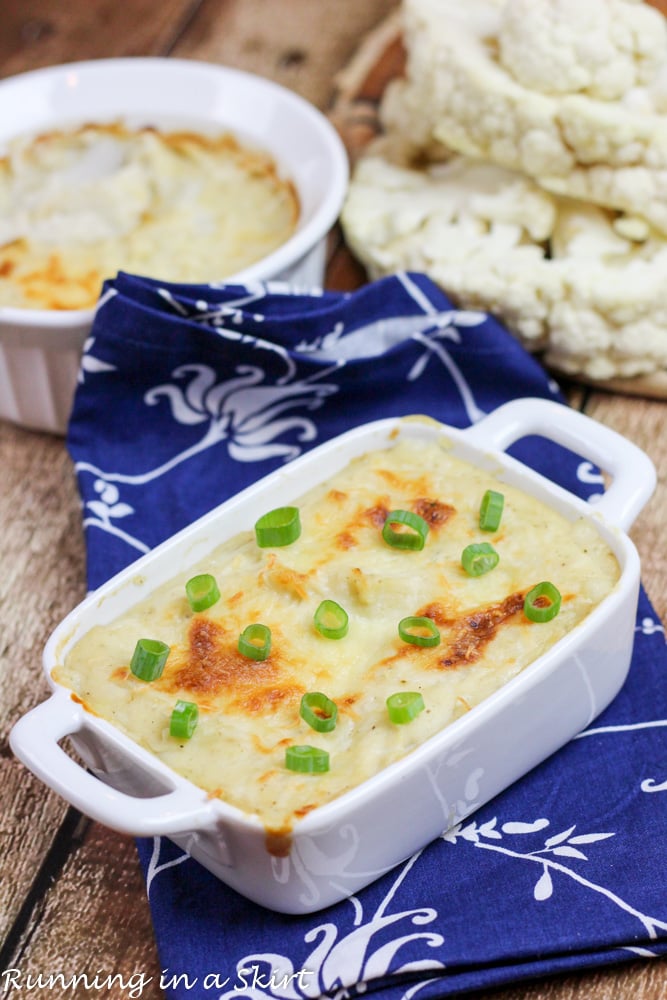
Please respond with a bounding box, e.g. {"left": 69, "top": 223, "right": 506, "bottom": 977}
{"left": 0, "top": 58, "right": 348, "bottom": 434}
{"left": 10, "top": 398, "right": 656, "bottom": 913}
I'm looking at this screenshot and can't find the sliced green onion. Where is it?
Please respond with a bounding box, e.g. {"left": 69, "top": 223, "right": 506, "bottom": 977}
{"left": 170, "top": 700, "right": 199, "bottom": 740}
{"left": 254, "top": 506, "right": 301, "bottom": 547}
{"left": 314, "top": 599, "right": 349, "bottom": 639}
{"left": 238, "top": 623, "right": 272, "bottom": 660}
{"left": 285, "top": 745, "right": 330, "bottom": 773}
{"left": 524, "top": 581, "right": 562, "bottom": 623}
{"left": 300, "top": 692, "right": 338, "bottom": 733}
{"left": 398, "top": 616, "right": 440, "bottom": 648}
{"left": 461, "top": 542, "right": 499, "bottom": 577}
{"left": 185, "top": 573, "right": 221, "bottom": 612}
{"left": 130, "top": 638, "right": 170, "bottom": 682}
{"left": 386, "top": 691, "right": 425, "bottom": 725}
{"left": 382, "top": 509, "right": 429, "bottom": 551}
{"left": 479, "top": 489, "right": 504, "bottom": 532}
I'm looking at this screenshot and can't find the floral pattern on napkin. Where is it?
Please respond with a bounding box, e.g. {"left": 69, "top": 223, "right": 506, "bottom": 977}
{"left": 67, "top": 271, "right": 667, "bottom": 999}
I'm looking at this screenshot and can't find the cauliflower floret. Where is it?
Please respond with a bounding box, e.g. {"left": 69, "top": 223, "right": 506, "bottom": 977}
{"left": 341, "top": 142, "right": 667, "bottom": 378}
{"left": 345, "top": 0, "right": 667, "bottom": 381}
{"left": 499, "top": 0, "right": 667, "bottom": 99}
{"left": 341, "top": 144, "right": 561, "bottom": 347}
{"left": 382, "top": 0, "right": 667, "bottom": 233}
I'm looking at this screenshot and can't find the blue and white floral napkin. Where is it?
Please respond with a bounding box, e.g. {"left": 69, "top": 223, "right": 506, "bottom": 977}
{"left": 67, "top": 272, "right": 667, "bottom": 999}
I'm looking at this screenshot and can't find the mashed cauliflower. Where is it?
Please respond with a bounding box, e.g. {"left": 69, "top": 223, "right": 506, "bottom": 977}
{"left": 0, "top": 123, "right": 299, "bottom": 310}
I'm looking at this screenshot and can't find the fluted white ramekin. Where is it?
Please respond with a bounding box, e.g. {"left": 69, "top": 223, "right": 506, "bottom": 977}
{"left": 0, "top": 58, "right": 348, "bottom": 434}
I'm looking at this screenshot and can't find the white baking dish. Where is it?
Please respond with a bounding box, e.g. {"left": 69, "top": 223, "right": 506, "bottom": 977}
{"left": 0, "top": 58, "right": 348, "bottom": 434}
{"left": 10, "top": 398, "right": 656, "bottom": 913}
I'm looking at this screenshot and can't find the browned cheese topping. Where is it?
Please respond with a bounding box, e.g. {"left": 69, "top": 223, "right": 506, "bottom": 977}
{"left": 56, "top": 432, "right": 620, "bottom": 839}
{"left": 0, "top": 122, "right": 299, "bottom": 310}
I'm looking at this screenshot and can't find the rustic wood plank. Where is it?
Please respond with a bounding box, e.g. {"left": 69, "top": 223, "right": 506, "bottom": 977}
{"left": 582, "top": 394, "right": 667, "bottom": 624}
{"left": 0, "top": 0, "right": 201, "bottom": 77}
{"left": 0, "top": 762, "right": 70, "bottom": 950}
{"left": 0, "top": 422, "right": 87, "bottom": 943}
{"left": 172, "top": 0, "right": 402, "bottom": 110}
{"left": 4, "top": 819, "right": 163, "bottom": 998}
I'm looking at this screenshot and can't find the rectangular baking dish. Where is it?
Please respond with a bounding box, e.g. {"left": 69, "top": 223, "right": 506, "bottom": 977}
{"left": 10, "top": 397, "right": 656, "bottom": 914}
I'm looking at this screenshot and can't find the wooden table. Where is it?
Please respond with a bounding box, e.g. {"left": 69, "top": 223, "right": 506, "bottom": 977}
{"left": 1, "top": 2, "right": 665, "bottom": 997}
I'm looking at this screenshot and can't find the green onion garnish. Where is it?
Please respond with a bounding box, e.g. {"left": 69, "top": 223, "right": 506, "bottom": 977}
{"left": 461, "top": 542, "right": 499, "bottom": 577}
{"left": 238, "top": 623, "right": 272, "bottom": 660}
{"left": 479, "top": 489, "right": 504, "bottom": 532}
{"left": 185, "top": 573, "right": 221, "bottom": 612}
{"left": 382, "top": 509, "right": 429, "bottom": 551}
{"left": 169, "top": 700, "right": 199, "bottom": 740}
{"left": 254, "top": 506, "right": 301, "bottom": 547}
{"left": 314, "top": 599, "right": 349, "bottom": 639}
{"left": 398, "top": 616, "right": 440, "bottom": 647}
{"left": 300, "top": 692, "right": 338, "bottom": 733}
{"left": 524, "top": 582, "right": 562, "bottom": 622}
{"left": 386, "top": 691, "right": 425, "bottom": 725}
{"left": 285, "top": 745, "right": 330, "bottom": 773}
{"left": 130, "top": 638, "right": 170, "bottom": 682}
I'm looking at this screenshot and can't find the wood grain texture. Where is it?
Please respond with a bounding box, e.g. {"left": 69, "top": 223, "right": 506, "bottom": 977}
{"left": 584, "top": 394, "right": 667, "bottom": 624}
{"left": 0, "top": 424, "right": 86, "bottom": 942}
{"left": 5, "top": 819, "right": 162, "bottom": 997}
{"left": 172, "top": 0, "right": 402, "bottom": 109}
{"left": 0, "top": 1, "right": 665, "bottom": 997}
{"left": 0, "top": 0, "right": 201, "bottom": 76}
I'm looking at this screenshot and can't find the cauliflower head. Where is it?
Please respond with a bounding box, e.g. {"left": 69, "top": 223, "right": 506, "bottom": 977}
{"left": 498, "top": 0, "right": 667, "bottom": 99}
{"left": 382, "top": 0, "right": 667, "bottom": 232}
{"left": 341, "top": 141, "right": 667, "bottom": 379}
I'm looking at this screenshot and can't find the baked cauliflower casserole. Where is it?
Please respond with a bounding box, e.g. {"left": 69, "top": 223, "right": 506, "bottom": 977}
{"left": 56, "top": 435, "right": 619, "bottom": 844}
{"left": 0, "top": 123, "right": 299, "bottom": 310}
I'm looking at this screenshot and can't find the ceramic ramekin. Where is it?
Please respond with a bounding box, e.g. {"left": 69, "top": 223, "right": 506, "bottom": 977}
{"left": 10, "top": 398, "right": 656, "bottom": 912}
{"left": 0, "top": 58, "right": 349, "bottom": 434}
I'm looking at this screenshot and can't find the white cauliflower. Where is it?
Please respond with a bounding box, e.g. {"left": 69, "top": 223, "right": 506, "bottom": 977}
{"left": 499, "top": 0, "right": 666, "bottom": 99}
{"left": 546, "top": 199, "right": 667, "bottom": 377}
{"left": 341, "top": 141, "right": 667, "bottom": 379}
{"left": 381, "top": 0, "right": 667, "bottom": 232}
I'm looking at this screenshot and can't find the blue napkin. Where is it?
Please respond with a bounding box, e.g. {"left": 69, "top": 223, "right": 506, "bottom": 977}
{"left": 67, "top": 272, "right": 667, "bottom": 999}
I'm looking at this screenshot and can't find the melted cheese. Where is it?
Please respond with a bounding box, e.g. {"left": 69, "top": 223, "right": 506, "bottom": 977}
{"left": 56, "top": 439, "right": 620, "bottom": 839}
{"left": 0, "top": 123, "right": 299, "bottom": 310}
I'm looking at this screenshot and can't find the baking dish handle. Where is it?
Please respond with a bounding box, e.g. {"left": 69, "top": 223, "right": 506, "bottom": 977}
{"left": 465, "top": 397, "right": 656, "bottom": 531}
{"left": 10, "top": 692, "right": 218, "bottom": 837}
